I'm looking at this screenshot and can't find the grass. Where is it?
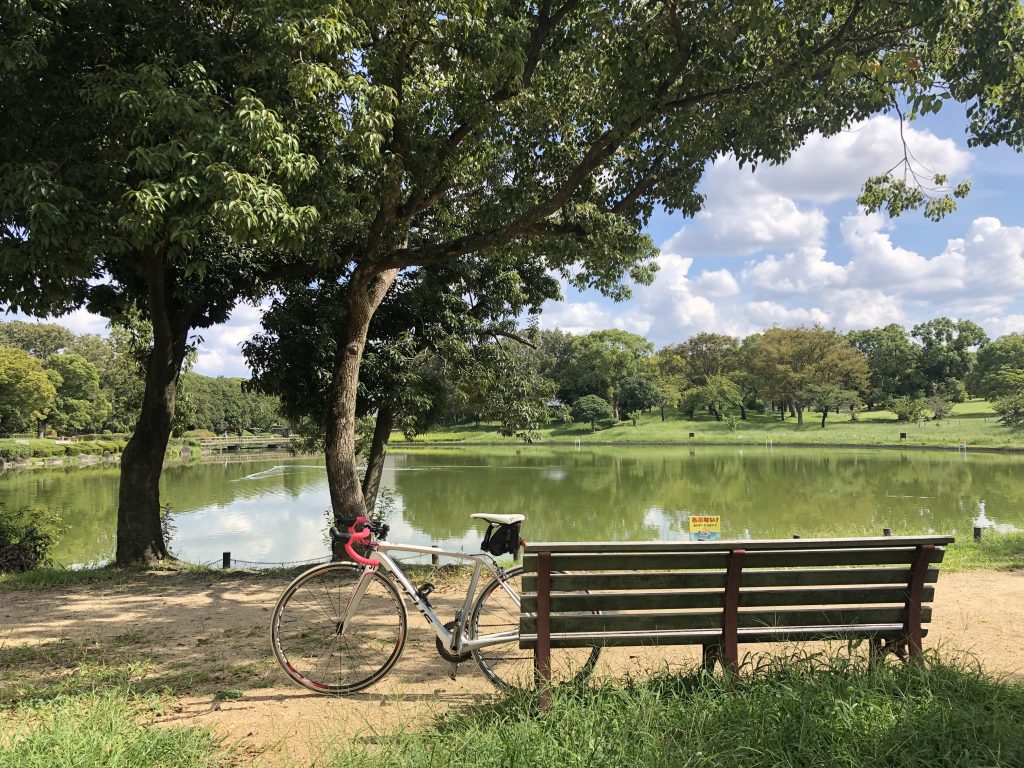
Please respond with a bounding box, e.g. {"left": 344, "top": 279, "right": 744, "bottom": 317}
{"left": 944, "top": 531, "right": 1024, "bottom": 571}
{"left": 394, "top": 399, "right": 1024, "bottom": 450}
{"left": 0, "top": 691, "right": 225, "bottom": 768}
{"left": 328, "top": 656, "right": 1024, "bottom": 768}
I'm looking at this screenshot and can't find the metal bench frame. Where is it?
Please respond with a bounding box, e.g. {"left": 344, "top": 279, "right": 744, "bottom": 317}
{"left": 520, "top": 535, "right": 952, "bottom": 702}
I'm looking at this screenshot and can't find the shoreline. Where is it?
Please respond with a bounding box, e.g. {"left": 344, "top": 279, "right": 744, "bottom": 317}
{"left": 392, "top": 438, "right": 1024, "bottom": 455}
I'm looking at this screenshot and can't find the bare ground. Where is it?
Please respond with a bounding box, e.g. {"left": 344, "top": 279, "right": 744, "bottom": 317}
{"left": 1, "top": 567, "right": 1022, "bottom": 766}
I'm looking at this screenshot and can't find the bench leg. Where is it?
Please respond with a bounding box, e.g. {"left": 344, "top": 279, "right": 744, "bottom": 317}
{"left": 702, "top": 644, "right": 721, "bottom": 672}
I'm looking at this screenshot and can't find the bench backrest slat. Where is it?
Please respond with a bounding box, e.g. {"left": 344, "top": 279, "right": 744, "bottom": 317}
{"left": 524, "top": 536, "right": 953, "bottom": 554}
{"left": 522, "top": 566, "right": 941, "bottom": 592}
{"left": 521, "top": 606, "right": 932, "bottom": 635}
{"left": 519, "top": 584, "right": 936, "bottom": 613}
{"left": 523, "top": 546, "right": 944, "bottom": 572}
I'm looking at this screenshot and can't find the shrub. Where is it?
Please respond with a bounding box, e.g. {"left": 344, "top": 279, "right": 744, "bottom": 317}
{"left": 890, "top": 395, "right": 927, "bottom": 422}
{"left": 26, "top": 440, "right": 66, "bottom": 458}
{"left": 0, "top": 504, "right": 64, "bottom": 572}
{"left": 0, "top": 440, "right": 31, "bottom": 461}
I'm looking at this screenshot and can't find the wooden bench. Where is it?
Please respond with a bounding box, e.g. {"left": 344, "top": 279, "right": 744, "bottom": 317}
{"left": 520, "top": 535, "right": 953, "bottom": 696}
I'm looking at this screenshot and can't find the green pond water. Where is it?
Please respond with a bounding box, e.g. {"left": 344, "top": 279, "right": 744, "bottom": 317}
{"left": 1, "top": 446, "right": 1021, "bottom": 568}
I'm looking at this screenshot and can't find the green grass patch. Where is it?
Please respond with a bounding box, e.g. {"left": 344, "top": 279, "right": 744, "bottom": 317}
{"left": 0, "top": 691, "right": 224, "bottom": 768}
{"left": 394, "top": 399, "right": 1024, "bottom": 450}
{"left": 944, "top": 531, "right": 1024, "bottom": 571}
{"left": 331, "top": 657, "right": 1024, "bottom": 768}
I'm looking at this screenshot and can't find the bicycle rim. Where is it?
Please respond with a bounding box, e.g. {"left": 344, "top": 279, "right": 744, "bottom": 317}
{"left": 271, "top": 562, "right": 407, "bottom": 694}
{"left": 469, "top": 566, "right": 600, "bottom": 692}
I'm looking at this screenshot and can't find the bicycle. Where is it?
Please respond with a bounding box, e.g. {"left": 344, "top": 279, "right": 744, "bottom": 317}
{"left": 271, "top": 513, "right": 601, "bottom": 694}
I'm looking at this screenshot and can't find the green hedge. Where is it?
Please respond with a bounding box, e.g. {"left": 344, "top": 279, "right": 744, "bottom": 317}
{"left": 0, "top": 439, "right": 128, "bottom": 460}
{"left": 0, "top": 440, "right": 32, "bottom": 462}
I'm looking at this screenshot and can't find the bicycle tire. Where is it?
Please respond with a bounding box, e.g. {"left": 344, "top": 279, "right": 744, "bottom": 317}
{"left": 469, "top": 565, "right": 600, "bottom": 692}
{"left": 271, "top": 562, "right": 407, "bottom": 694}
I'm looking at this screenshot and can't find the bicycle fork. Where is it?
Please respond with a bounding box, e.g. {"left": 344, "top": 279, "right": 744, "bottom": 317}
{"left": 336, "top": 566, "right": 377, "bottom": 636}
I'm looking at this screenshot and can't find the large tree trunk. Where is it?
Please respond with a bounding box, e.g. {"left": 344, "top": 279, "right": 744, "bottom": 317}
{"left": 796, "top": 403, "right": 804, "bottom": 426}
{"left": 820, "top": 408, "right": 828, "bottom": 428}
{"left": 361, "top": 406, "right": 394, "bottom": 516}
{"left": 116, "top": 255, "right": 187, "bottom": 565}
{"left": 659, "top": 405, "right": 665, "bottom": 422}
{"left": 324, "top": 266, "right": 400, "bottom": 524}
{"left": 739, "top": 403, "right": 747, "bottom": 420}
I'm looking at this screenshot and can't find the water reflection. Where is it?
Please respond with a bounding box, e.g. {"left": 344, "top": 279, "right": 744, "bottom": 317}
{"left": 1, "top": 446, "right": 1022, "bottom": 568}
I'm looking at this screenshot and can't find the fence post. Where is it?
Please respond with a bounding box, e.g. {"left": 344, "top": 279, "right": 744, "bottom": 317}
{"left": 222, "top": 552, "right": 231, "bottom": 569}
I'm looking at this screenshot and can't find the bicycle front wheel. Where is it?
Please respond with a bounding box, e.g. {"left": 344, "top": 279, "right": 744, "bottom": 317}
{"left": 271, "top": 562, "right": 407, "bottom": 694}
{"left": 469, "top": 566, "right": 600, "bottom": 692}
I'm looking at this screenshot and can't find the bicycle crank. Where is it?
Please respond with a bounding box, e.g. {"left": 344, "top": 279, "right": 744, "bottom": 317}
{"left": 435, "top": 620, "right": 473, "bottom": 664}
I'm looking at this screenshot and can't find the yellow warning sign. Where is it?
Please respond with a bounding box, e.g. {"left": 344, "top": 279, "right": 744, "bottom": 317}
{"left": 689, "top": 515, "right": 721, "bottom": 541}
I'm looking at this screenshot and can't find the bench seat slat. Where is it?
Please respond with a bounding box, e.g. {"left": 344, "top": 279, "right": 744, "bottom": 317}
{"left": 521, "top": 606, "right": 930, "bottom": 635}
{"left": 525, "top": 547, "right": 944, "bottom": 573}
{"left": 518, "top": 625, "right": 928, "bottom": 649}
{"left": 524, "top": 536, "right": 954, "bottom": 554}
{"left": 522, "top": 566, "right": 940, "bottom": 592}
{"left": 519, "top": 585, "right": 935, "bottom": 613}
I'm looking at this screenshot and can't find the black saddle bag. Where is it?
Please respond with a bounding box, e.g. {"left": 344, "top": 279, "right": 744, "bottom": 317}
{"left": 481, "top": 521, "right": 522, "bottom": 559}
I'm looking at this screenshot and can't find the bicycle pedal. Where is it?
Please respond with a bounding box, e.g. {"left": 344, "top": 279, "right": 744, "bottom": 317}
{"left": 416, "top": 583, "right": 435, "bottom": 605}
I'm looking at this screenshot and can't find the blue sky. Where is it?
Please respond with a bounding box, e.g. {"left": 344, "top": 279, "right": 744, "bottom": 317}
{"left": 9, "top": 108, "right": 1024, "bottom": 377}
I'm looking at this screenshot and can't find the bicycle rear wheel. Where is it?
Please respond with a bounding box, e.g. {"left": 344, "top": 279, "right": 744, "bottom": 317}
{"left": 271, "top": 562, "right": 407, "bottom": 694}
{"left": 469, "top": 566, "right": 600, "bottom": 691}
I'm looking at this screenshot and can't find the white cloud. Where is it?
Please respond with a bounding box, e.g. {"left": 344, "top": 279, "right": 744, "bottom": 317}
{"left": 983, "top": 315, "right": 1024, "bottom": 336}
{"left": 742, "top": 246, "right": 846, "bottom": 294}
{"left": 753, "top": 115, "right": 971, "bottom": 203}
{"left": 692, "top": 269, "right": 740, "bottom": 297}
{"left": 745, "top": 301, "right": 830, "bottom": 327}
{"left": 663, "top": 175, "right": 827, "bottom": 257}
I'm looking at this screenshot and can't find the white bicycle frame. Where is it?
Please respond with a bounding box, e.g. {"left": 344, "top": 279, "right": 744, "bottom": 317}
{"left": 339, "top": 542, "right": 521, "bottom": 655}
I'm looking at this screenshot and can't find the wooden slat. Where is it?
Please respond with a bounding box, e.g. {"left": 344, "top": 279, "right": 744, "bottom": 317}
{"left": 519, "top": 625, "right": 928, "bottom": 649}
{"left": 524, "top": 535, "right": 954, "bottom": 555}
{"left": 519, "top": 585, "right": 935, "bottom": 613}
{"left": 526, "top": 547, "right": 944, "bottom": 573}
{"left": 522, "top": 566, "right": 939, "bottom": 593}
{"left": 742, "top": 567, "right": 940, "bottom": 587}
{"left": 520, "top": 607, "right": 930, "bottom": 635}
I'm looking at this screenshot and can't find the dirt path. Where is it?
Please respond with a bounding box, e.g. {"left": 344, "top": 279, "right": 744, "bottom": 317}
{"left": 1, "top": 568, "right": 1022, "bottom": 765}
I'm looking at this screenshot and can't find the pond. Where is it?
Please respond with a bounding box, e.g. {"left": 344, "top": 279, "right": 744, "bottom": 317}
{"left": 1, "top": 446, "right": 1022, "bottom": 568}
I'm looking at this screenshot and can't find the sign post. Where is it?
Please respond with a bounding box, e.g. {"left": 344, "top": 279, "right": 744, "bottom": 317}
{"left": 688, "top": 515, "right": 722, "bottom": 541}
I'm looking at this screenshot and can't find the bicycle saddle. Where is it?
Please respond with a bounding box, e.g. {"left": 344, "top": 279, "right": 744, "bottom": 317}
{"left": 470, "top": 513, "right": 525, "bottom": 525}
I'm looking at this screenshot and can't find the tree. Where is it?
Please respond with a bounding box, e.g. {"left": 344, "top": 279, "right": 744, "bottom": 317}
{"left": 618, "top": 375, "right": 659, "bottom": 415}
{"left": 11, "top": 1, "right": 1024, "bottom": 533}
{"left": 43, "top": 353, "right": 110, "bottom": 435}
{"left": 993, "top": 392, "right": 1024, "bottom": 428}
{"left": 562, "top": 331, "right": 654, "bottom": 419}
{"left": 753, "top": 326, "right": 869, "bottom": 426}
{"left": 571, "top": 395, "right": 614, "bottom": 433}
{"left": 805, "top": 383, "right": 860, "bottom": 428}
{"left": 926, "top": 393, "right": 953, "bottom": 420}
{"left": 974, "top": 333, "right": 1024, "bottom": 399}
{"left": 847, "top": 324, "right": 923, "bottom": 406}
{"left": 2, "top": 4, "right": 322, "bottom": 563}
{"left": 0, "top": 321, "right": 73, "bottom": 359}
{"left": 669, "top": 333, "right": 741, "bottom": 386}
{"left": 692, "top": 375, "right": 742, "bottom": 421}
{"left": 911, "top": 318, "right": 989, "bottom": 392}
{"left": 651, "top": 374, "right": 682, "bottom": 422}
{"left": 0, "top": 346, "right": 55, "bottom": 436}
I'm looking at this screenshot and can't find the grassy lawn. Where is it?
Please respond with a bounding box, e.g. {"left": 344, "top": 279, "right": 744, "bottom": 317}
{"left": 328, "top": 657, "right": 1024, "bottom": 768}
{"left": 394, "top": 399, "right": 1024, "bottom": 450}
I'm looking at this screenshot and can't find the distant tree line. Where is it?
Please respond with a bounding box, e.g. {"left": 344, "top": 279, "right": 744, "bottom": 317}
{"left": 431, "top": 317, "right": 1024, "bottom": 432}
{"left": 0, "top": 320, "right": 281, "bottom": 437}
